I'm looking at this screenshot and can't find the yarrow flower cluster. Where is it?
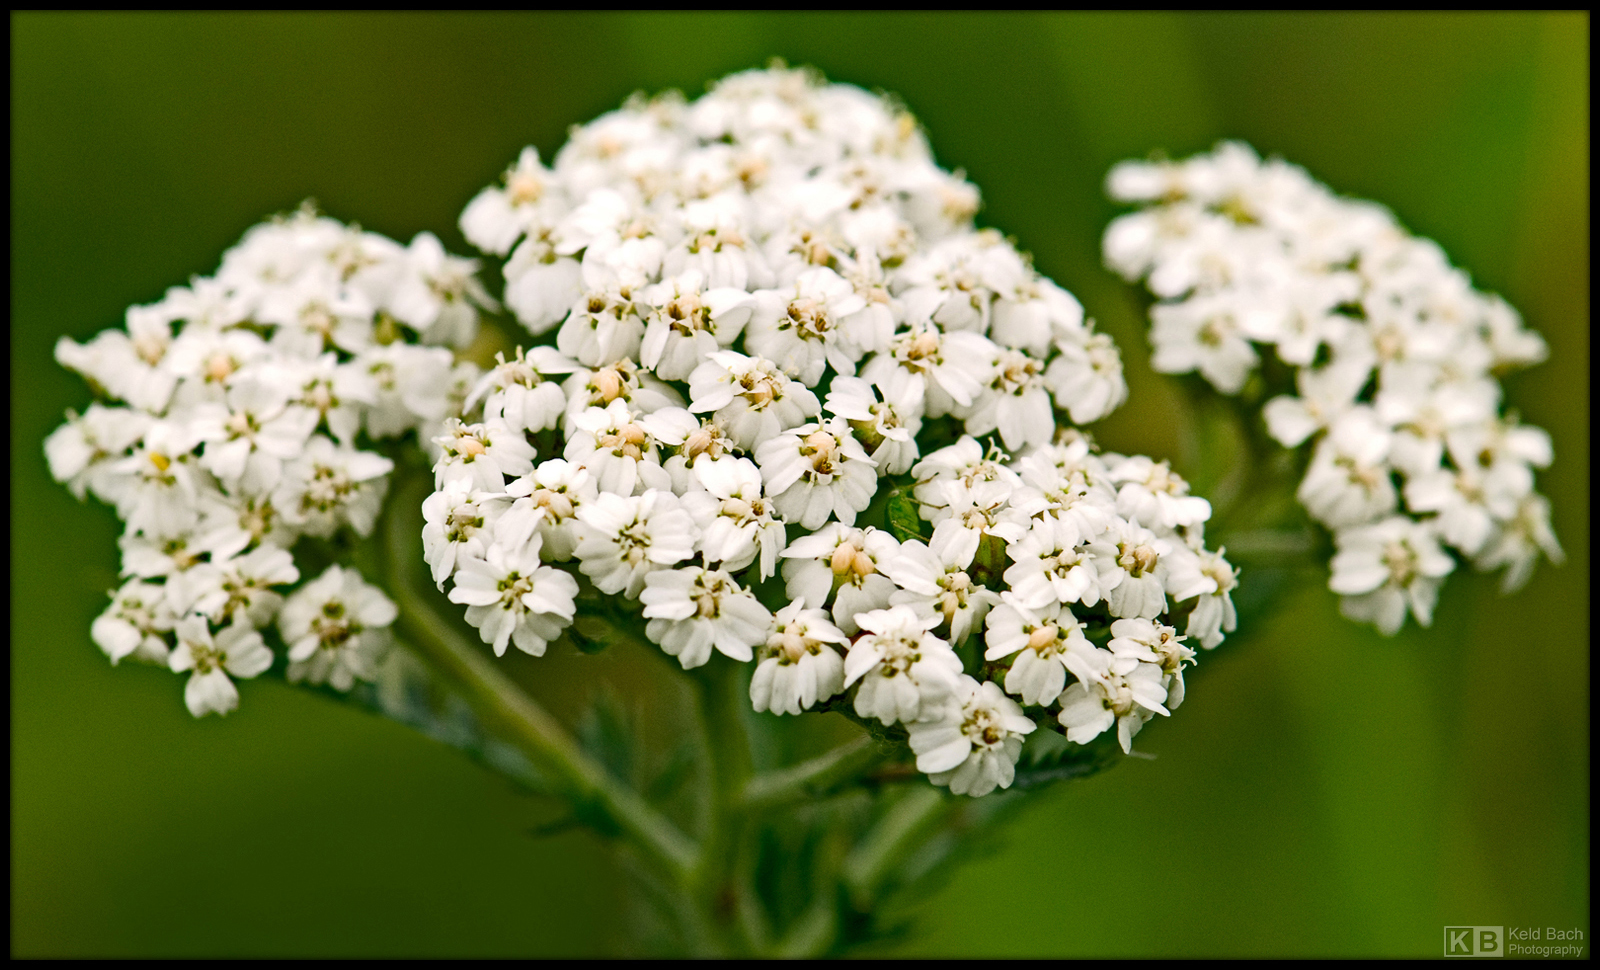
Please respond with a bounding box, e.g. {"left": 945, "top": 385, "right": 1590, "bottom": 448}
{"left": 1104, "top": 142, "right": 1561, "bottom": 635}
{"left": 425, "top": 64, "right": 1237, "bottom": 797}
{"left": 47, "top": 204, "right": 494, "bottom": 714}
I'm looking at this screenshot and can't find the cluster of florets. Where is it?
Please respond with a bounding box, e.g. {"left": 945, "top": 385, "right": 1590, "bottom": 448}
{"left": 1104, "top": 142, "right": 1561, "bottom": 635}
{"left": 47, "top": 206, "right": 493, "bottom": 714}
{"left": 427, "top": 65, "right": 1235, "bottom": 797}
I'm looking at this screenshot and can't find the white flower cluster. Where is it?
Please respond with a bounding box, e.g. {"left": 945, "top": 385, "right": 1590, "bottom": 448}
{"left": 427, "top": 65, "right": 1233, "bottom": 797}
{"left": 47, "top": 205, "right": 492, "bottom": 714}
{"left": 1104, "top": 142, "right": 1562, "bottom": 635}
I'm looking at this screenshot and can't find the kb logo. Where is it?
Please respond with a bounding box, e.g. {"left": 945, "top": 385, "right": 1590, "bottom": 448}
{"left": 1445, "top": 927, "right": 1503, "bottom": 957}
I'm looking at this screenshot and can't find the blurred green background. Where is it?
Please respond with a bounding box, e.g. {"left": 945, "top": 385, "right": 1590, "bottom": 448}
{"left": 12, "top": 12, "right": 1588, "bottom": 957}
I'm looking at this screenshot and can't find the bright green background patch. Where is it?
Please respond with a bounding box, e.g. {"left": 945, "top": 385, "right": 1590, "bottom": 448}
{"left": 12, "top": 12, "right": 1588, "bottom": 956}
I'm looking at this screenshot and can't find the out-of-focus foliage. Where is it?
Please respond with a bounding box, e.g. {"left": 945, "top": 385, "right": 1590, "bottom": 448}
{"left": 13, "top": 12, "right": 1586, "bottom": 956}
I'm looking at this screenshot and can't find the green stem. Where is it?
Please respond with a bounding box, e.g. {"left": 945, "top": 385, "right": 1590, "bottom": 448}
{"left": 740, "top": 733, "right": 885, "bottom": 810}
{"left": 383, "top": 472, "right": 700, "bottom": 884}
{"left": 687, "top": 657, "right": 755, "bottom": 954}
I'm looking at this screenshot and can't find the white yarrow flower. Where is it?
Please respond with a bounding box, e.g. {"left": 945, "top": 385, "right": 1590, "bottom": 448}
{"left": 640, "top": 567, "right": 773, "bottom": 668}
{"left": 168, "top": 615, "right": 274, "bottom": 717}
{"left": 750, "top": 601, "right": 849, "bottom": 715}
{"left": 908, "top": 676, "right": 1036, "bottom": 797}
{"left": 844, "top": 606, "right": 963, "bottom": 726}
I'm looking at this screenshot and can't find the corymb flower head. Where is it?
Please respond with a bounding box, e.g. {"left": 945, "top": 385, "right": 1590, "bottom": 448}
{"left": 1106, "top": 142, "right": 1559, "bottom": 634}
{"left": 409, "top": 64, "right": 1242, "bottom": 791}
{"left": 49, "top": 201, "right": 496, "bottom": 716}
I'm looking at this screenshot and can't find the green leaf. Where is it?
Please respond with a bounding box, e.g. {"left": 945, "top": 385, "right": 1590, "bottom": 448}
{"left": 885, "top": 486, "right": 929, "bottom": 544}
{"left": 576, "top": 686, "right": 637, "bottom": 785}
{"left": 1010, "top": 727, "right": 1123, "bottom": 789}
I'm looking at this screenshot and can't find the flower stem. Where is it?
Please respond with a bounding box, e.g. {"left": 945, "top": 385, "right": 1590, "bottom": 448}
{"left": 687, "top": 657, "right": 756, "bottom": 953}
{"left": 740, "top": 733, "right": 884, "bottom": 810}
{"left": 383, "top": 471, "right": 700, "bottom": 883}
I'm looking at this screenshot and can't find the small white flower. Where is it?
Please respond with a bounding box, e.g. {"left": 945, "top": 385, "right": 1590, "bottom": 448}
{"left": 464, "top": 346, "right": 573, "bottom": 436}
{"left": 1108, "top": 456, "right": 1212, "bottom": 530}
{"left": 823, "top": 375, "right": 923, "bottom": 476}
{"left": 572, "top": 489, "right": 697, "bottom": 599}
{"left": 680, "top": 456, "right": 786, "bottom": 579}
{"left": 1084, "top": 520, "right": 1172, "bottom": 620}
{"left": 433, "top": 418, "right": 536, "bottom": 493}
{"left": 750, "top": 601, "right": 849, "bottom": 715}
{"left": 504, "top": 230, "right": 585, "bottom": 334}
{"left": 910, "top": 436, "right": 1021, "bottom": 516}
{"left": 756, "top": 417, "right": 878, "bottom": 530}
{"left": 356, "top": 343, "right": 457, "bottom": 439}
{"left": 958, "top": 346, "right": 1053, "bottom": 452}
{"left": 284, "top": 354, "right": 376, "bottom": 447}
{"left": 276, "top": 435, "right": 393, "bottom": 539}
{"left": 258, "top": 271, "right": 374, "bottom": 356}
{"left": 908, "top": 676, "right": 1035, "bottom": 797}
{"left": 561, "top": 357, "right": 682, "bottom": 431}
{"left": 1056, "top": 645, "right": 1169, "bottom": 754}
{"left": 1002, "top": 516, "right": 1105, "bottom": 611}
{"left": 1296, "top": 408, "right": 1397, "bottom": 530}
{"left": 503, "top": 459, "right": 597, "bottom": 563}
{"left": 746, "top": 267, "right": 868, "bottom": 385}
{"left": 1473, "top": 493, "right": 1563, "bottom": 594}
{"left": 922, "top": 478, "right": 1028, "bottom": 569}
{"left": 638, "top": 270, "right": 754, "bottom": 381}
{"left": 781, "top": 523, "right": 899, "bottom": 634}
{"left": 1402, "top": 465, "right": 1507, "bottom": 557}
{"left": 187, "top": 372, "right": 318, "bottom": 496}
{"left": 385, "top": 231, "right": 494, "bottom": 348}
{"left": 984, "top": 598, "right": 1095, "bottom": 706}
{"left": 843, "top": 606, "right": 963, "bottom": 726}
{"left": 117, "top": 525, "right": 207, "bottom": 581}
{"left": 44, "top": 404, "right": 150, "bottom": 503}
{"left": 1328, "top": 516, "right": 1454, "bottom": 635}
{"left": 557, "top": 277, "right": 648, "bottom": 367}
{"left": 92, "top": 579, "right": 177, "bottom": 665}
{"left": 422, "top": 479, "right": 511, "bottom": 589}
{"left": 687, "top": 350, "right": 820, "bottom": 452}
{"left": 459, "top": 146, "right": 568, "bottom": 257}
{"left": 168, "top": 615, "right": 274, "bottom": 717}
{"left": 895, "top": 234, "right": 1004, "bottom": 334}
{"left": 448, "top": 539, "right": 579, "bottom": 657}
{"left": 1106, "top": 617, "right": 1196, "bottom": 709}
{"left": 1044, "top": 329, "right": 1127, "bottom": 424}
{"left": 109, "top": 420, "right": 206, "bottom": 538}
{"left": 564, "top": 400, "right": 686, "bottom": 497}
{"left": 989, "top": 274, "right": 1083, "bottom": 358}
{"left": 1261, "top": 356, "right": 1372, "bottom": 448}
{"left": 280, "top": 564, "right": 398, "bottom": 690}
{"left": 882, "top": 538, "right": 1000, "bottom": 646}
{"left": 1148, "top": 293, "right": 1260, "bottom": 394}
{"left": 168, "top": 545, "right": 300, "bottom": 629}
{"left": 860, "top": 322, "right": 994, "bottom": 418}
{"left": 1168, "top": 547, "right": 1238, "bottom": 649}
{"left": 641, "top": 566, "right": 773, "bottom": 669}
{"left": 56, "top": 310, "right": 178, "bottom": 413}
